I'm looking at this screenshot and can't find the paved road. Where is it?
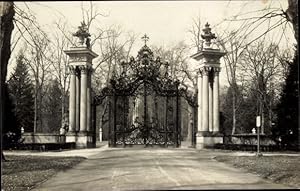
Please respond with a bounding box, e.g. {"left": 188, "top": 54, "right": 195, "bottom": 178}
{"left": 33, "top": 148, "right": 292, "bottom": 190}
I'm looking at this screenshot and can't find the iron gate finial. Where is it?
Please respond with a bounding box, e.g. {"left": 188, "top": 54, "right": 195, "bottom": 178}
{"left": 142, "top": 34, "right": 149, "bottom": 45}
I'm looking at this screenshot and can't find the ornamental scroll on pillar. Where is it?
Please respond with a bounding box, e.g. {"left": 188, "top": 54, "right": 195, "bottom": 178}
{"left": 64, "top": 21, "right": 98, "bottom": 148}
{"left": 191, "top": 22, "right": 226, "bottom": 149}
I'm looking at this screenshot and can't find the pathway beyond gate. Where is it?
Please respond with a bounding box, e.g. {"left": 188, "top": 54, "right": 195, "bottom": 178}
{"left": 33, "top": 148, "right": 291, "bottom": 190}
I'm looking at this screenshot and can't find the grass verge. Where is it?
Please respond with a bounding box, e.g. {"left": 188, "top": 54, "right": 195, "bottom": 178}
{"left": 2, "top": 155, "right": 85, "bottom": 191}
{"left": 215, "top": 155, "right": 300, "bottom": 188}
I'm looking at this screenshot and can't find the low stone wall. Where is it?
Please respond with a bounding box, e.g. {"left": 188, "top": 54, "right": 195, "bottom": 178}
{"left": 22, "top": 133, "right": 66, "bottom": 144}
{"left": 213, "top": 144, "right": 282, "bottom": 152}
{"left": 224, "top": 134, "right": 276, "bottom": 145}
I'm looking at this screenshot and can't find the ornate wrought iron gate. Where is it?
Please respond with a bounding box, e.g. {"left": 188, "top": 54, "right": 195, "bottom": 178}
{"left": 109, "top": 80, "right": 180, "bottom": 147}
{"left": 93, "top": 43, "right": 196, "bottom": 147}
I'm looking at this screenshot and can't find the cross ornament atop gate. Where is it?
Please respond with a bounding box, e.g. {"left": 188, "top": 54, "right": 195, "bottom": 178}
{"left": 142, "top": 34, "right": 149, "bottom": 45}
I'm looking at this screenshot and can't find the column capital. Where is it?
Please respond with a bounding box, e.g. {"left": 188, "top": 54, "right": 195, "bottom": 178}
{"left": 197, "top": 69, "right": 203, "bottom": 77}
{"left": 214, "top": 67, "right": 221, "bottom": 75}
{"left": 79, "top": 66, "right": 92, "bottom": 74}
{"left": 69, "top": 65, "right": 77, "bottom": 74}
{"left": 200, "top": 66, "right": 212, "bottom": 76}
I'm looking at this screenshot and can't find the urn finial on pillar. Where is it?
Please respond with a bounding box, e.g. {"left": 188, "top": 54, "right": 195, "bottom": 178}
{"left": 201, "top": 22, "right": 216, "bottom": 48}
{"left": 73, "top": 21, "right": 91, "bottom": 48}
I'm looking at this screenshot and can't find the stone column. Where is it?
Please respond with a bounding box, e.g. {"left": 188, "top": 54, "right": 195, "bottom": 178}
{"left": 213, "top": 68, "right": 220, "bottom": 132}
{"left": 197, "top": 71, "right": 202, "bottom": 131}
{"left": 209, "top": 71, "right": 213, "bottom": 132}
{"left": 86, "top": 68, "right": 91, "bottom": 132}
{"left": 68, "top": 66, "right": 76, "bottom": 132}
{"left": 80, "top": 66, "right": 88, "bottom": 132}
{"left": 75, "top": 69, "right": 80, "bottom": 132}
{"left": 201, "top": 67, "right": 209, "bottom": 132}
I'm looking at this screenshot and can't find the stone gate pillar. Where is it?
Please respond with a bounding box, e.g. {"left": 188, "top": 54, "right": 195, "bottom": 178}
{"left": 64, "top": 22, "right": 98, "bottom": 148}
{"left": 191, "top": 23, "right": 226, "bottom": 149}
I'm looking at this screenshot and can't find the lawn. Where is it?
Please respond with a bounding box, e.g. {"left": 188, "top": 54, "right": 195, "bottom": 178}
{"left": 215, "top": 155, "right": 300, "bottom": 188}
{"left": 1, "top": 155, "right": 85, "bottom": 191}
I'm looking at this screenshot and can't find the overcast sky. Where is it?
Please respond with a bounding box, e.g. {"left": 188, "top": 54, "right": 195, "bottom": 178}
{"left": 16, "top": 1, "right": 291, "bottom": 47}
{"left": 11, "top": 0, "right": 294, "bottom": 86}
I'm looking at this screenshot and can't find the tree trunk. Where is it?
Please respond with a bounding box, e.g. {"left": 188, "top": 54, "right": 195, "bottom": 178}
{"left": 269, "top": 101, "right": 272, "bottom": 131}
{"left": 34, "top": 81, "right": 37, "bottom": 133}
{"left": 287, "top": 0, "right": 298, "bottom": 44}
{"left": 0, "top": 2, "right": 14, "bottom": 84}
{"left": 286, "top": 0, "right": 299, "bottom": 151}
{"left": 0, "top": 1, "right": 15, "bottom": 162}
{"left": 61, "top": 88, "right": 65, "bottom": 128}
{"left": 259, "top": 98, "right": 265, "bottom": 135}
{"left": 231, "top": 87, "right": 237, "bottom": 135}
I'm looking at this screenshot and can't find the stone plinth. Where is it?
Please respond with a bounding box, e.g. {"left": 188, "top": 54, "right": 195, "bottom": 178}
{"left": 76, "top": 132, "right": 95, "bottom": 148}
{"left": 66, "top": 131, "right": 77, "bottom": 143}
{"left": 196, "top": 132, "right": 223, "bottom": 149}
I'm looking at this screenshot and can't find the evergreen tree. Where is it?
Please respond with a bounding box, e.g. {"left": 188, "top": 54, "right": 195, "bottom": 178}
{"left": 8, "top": 53, "right": 35, "bottom": 132}
{"left": 43, "top": 79, "right": 62, "bottom": 133}
{"left": 275, "top": 54, "right": 299, "bottom": 149}
{"left": 2, "top": 83, "right": 21, "bottom": 149}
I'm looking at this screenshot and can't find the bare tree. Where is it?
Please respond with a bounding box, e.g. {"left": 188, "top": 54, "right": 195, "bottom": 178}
{"left": 93, "top": 27, "right": 137, "bottom": 90}
{"left": 23, "top": 33, "right": 52, "bottom": 133}
{"left": 213, "top": 0, "right": 297, "bottom": 134}
{"left": 241, "top": 41, "right": 284, "bottom": 134}
{"left": 79, "top": 1, "right": 109, "bottom": 48}
{"left": 188, "top": 14, "right": 203, "bottom": 52}
{"left": 152, "top": 42, "right": 196, "bottom": 89}
{"left": 89, "top": 26, "right": 138, "bottom": 137}
{"left": 217, "top": 1, "right": 297, "bottom": 54}
{"left": 216, "top": 31, "right": 248, "bottom": 135}
{"left": 276, "top": 48, "right": 294, "bottom": 80}
{"left": 3, "top": 2, "right": 55, "bottom": 133}
{"left": 49, "top": 20, "right": 77, "bottom": 129}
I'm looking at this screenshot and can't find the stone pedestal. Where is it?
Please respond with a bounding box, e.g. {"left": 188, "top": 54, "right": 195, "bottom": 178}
{"left": 196, "top": 132, "right": 223, "bottom": 149}
{"left": 76, "top": 132, "right": 94, "bottom": 148}
{"left": 66, "top": 132, "right": 77, "bottom": 143}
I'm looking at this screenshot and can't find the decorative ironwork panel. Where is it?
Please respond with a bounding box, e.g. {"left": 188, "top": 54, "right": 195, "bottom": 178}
{"left": 111, "top": 82, "right": 179, "bottom": 147}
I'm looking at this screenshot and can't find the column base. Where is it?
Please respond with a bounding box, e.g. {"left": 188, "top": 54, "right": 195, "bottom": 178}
{"left": 196, "top": 131, "right": 223, "bottom": 149}
{"left": 66, "top": 131, "right": 77, "bottom": 143}
{"left": 76, "top": 131, "right": 95, "bottom": 148}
